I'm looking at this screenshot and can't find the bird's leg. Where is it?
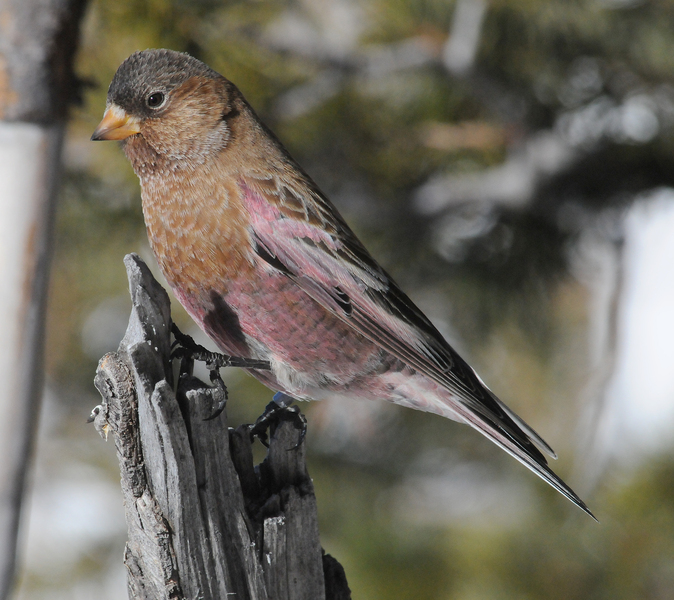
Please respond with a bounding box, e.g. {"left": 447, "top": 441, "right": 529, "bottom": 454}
{"left": 170, "top": 322, "right": 272, "bottom": 370}
{"left": 171, "top": 322, "right": 272, "bottom": 420}
{"left": 250, "top": 392, "right": 307, "bottom": 450}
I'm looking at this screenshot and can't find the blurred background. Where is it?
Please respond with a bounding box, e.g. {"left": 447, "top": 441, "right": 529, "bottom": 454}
{"left": 11, "top": 0, "right": 674, "bottom": 598}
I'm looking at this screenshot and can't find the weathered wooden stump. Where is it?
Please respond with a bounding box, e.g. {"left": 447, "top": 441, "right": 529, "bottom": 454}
{"left": 91, "top": 253, "right": 350, "bottom": 600}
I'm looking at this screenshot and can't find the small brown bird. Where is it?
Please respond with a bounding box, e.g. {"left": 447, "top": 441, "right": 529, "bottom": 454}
{"left": 92, "top": 49, "right": 594, "bottom": 518}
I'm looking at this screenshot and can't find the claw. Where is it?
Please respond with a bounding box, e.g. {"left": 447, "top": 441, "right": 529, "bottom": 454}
{"left": 203, "top": 367, "right": 229, "bottom": 420}
{"left": 249, "top": 401, "right": 277, "bottom": 447}
{"left": 249, "top": 396, "right": 307, "bottom": 450}
{"left": 285, "top": 405, "right": 308, "bottom": 450}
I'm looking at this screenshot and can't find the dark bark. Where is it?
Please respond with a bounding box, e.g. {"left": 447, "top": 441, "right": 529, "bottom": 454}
{"left": 0, "top": 0, "right": 88, "bottom": 123}
{"left": 92, "top": 254, "right": 351, "bottom": 600}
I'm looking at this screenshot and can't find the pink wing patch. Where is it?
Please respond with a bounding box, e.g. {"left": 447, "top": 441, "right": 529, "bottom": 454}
{"left": 240, "top": 179, "right": 429, "bottom": 351}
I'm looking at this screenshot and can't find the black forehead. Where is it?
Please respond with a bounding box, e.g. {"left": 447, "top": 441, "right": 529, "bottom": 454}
{"left": 108, "top": 49, "right": 218, "bottom": 112}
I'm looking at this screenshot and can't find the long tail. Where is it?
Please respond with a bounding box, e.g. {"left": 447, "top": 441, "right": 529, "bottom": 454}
{"left": 439, "top": 382, "right": 597, "bottom": 521}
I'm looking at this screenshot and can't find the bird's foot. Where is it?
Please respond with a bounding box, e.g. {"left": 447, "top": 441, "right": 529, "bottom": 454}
{"left": 171, "top": 322, "right": 271, "bottom": 420}
{"left": 250, "top": 392, "right": 307, "bottom": 450}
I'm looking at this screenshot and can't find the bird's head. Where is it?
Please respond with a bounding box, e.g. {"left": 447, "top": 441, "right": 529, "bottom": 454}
{"left": 92, "top": 49, "right": 241, "bottom": 167}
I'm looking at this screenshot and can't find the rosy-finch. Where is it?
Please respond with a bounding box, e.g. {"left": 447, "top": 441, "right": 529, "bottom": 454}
{"left": 92, "top": 49, "right": 593, "bottom": 518}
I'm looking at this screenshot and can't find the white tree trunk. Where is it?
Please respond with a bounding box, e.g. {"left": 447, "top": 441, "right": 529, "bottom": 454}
{"left": 0, "top": 0, "right": 87, "bottom": 596}
{"left": 0, "top": 122, "right": 63, "bottom": 597}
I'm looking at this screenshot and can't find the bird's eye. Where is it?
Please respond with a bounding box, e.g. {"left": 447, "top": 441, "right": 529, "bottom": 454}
{"left": 146, "top": 92, "right": 165, "bottom": 109}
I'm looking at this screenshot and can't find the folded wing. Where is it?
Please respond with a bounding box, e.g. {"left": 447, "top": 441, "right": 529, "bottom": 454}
{"left": 241, "top": 170, "right": 595, "bottom": 519}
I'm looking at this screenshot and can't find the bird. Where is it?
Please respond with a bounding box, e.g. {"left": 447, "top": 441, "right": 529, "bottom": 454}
{"left": 92, "top": 49, "right": 594, "bottom": 519}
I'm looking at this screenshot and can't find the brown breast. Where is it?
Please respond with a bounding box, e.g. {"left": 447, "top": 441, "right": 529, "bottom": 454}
{"left": 125, "top": 134, "right": 256, "bottom": 308}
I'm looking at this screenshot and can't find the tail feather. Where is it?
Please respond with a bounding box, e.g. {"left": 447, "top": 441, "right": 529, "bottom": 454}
{"left": 441, "top": 389, "right": 596, "bottom": 521}
{"left": 490, "top": 392, "right": 557, "bottom": 459}
{"left": 470, "top": 367, "right": 558, "bottom": 459}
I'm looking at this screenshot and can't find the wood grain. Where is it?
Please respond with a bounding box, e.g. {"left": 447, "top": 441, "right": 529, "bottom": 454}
{"left": 92, "top": 253, "right": 350, "bottom": 600}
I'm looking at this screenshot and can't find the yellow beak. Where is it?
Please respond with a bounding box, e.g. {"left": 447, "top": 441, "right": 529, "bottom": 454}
{"left": 91, "top": 105, "right": 141, "bottom": 141}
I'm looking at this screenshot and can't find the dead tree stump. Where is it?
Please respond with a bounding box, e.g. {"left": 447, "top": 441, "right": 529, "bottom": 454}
{"left": 91, "top": 253, "right": 350, "bottom": 600}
